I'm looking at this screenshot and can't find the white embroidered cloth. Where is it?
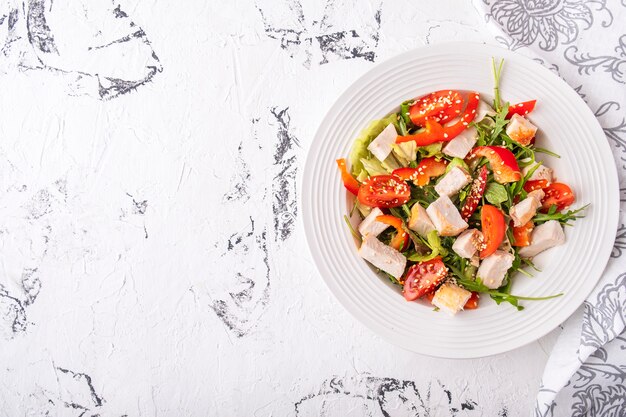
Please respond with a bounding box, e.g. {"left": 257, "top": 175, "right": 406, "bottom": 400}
{"left": 471, "top": 1, "right": 626, "bottom": 416}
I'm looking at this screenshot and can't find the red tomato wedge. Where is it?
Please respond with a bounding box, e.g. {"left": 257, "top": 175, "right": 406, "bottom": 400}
{"left": 336, "top": 158, "right": 360, "bottom": 195}
{"left": 460, "top": 165, "right": 488, "bottom": 221}
{"left": 357, "top": 175, "right": 411, "bottom": 208}
{"left": 480, "top": 205, "right": 506, "bottom": 259}
{"left": 512, "top": 221, "right": 534, "bottom": 247}
{"left": 392, "top": 157, "right": 447, "bottom": 186}
{"left": 464, "top": 292, "right": 480, "bottom": 309}
{"left": 523, "top": 179, "right": 549, "bottom": 193}
{"left": 541, "top": 183, "right": 575, "bottom": 212}
{"left": 506, "top": 100, "right": 537, "bottom": 119}
{"left": 402, "top": 257, "right": 448, "bottom": 301}
{"left": 397, "top": 92, "right": 480, "bottom": 145}
{"left": 468, "top": 146, "right": 522, "bottom": 184}
{"left": 409, "top": 90, "right": 463, "bottom": 126}
{"left": 376, "top": 215, "right": 409, "bottom": 251}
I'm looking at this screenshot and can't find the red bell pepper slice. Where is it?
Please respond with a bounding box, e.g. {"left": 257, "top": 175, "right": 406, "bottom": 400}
{"left": 439, "top": 91, "right": 481, "bottom": 140}
{"left": 392, "top": 157, "right": 448, "bottom": 186}
{"left": 376, "top": 215, "right": 409, "bottom": 251}
{"left": 468, "top": 146, "right": 522, "bottom": 184}
{"left": 506, "top": 100, "right": 536, "bottom": 119}
{"left": 397, "top": 92, "right": 480, "bottom": 146}
{"left": 460, "top": 165, "right": 488, "bottom": 221}
{"left": 396, "top": 119, "right": 445, "bottom": 145}
{"left": 336, "top": 158, "right": 360, "bottom": 195}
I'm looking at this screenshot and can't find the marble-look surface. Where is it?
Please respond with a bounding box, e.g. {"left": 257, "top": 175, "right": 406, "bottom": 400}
{"left": 0, "top": 1, "right": 562, "bottom": 416}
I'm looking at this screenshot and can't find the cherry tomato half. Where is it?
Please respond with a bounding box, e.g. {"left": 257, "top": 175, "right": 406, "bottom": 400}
{"left": 541, "top": 183, "right": 575, "bottom": 212}
{"left": 403, "top": 257, "right": 448, "bottom": 301}
{"left": 357, "top": 175, "right": 411, "bottom": 208}
{"left": 409, "top": 90, "right": 463, "bottom": 126}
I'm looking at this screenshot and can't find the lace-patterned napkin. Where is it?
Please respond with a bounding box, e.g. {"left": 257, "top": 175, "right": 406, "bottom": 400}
{"left": 471, "top": 1, "right": 626, "bottom": 416}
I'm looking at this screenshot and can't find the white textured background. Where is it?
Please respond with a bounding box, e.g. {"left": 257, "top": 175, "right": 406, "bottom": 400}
{"left": 0, "top": 1, "right": 563, "bottom": 415}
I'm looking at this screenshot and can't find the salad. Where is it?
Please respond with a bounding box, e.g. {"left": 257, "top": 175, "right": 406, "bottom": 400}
{"left": 336, "top": 59, "right": 587, "bottom": 315}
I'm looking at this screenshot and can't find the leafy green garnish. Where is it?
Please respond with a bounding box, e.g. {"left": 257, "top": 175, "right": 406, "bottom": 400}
{"left": 534, "top": 147, "right": 561, "bottom": 158}
{"left": 492, "top": 57, "right": 505, "bottom": 112}
{"left": 408, "top": 230, "right": 447, "bottom": 262}
{"left": 534, "top": 204, "right": 589, "bottom": 226}
{"left": 489, "top": 102, "right": 510, "bottom": 142}
{"left": 402, "top": 204, "right": 412, "bottom": 218}
{"left": 385, "top": 272, "right": 402, "bottom": 286}
{"left": 456, "top": 277, "right": 563, "bottom": 311}
{"left": 484, "top": 182, "right": 508, "bottom": 205}
{"left": 344, "top": 215, "right": 361, "bottom": 242}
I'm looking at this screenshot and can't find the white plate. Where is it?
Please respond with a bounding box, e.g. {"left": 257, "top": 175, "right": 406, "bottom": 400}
{"left": 301, "top": 42, "right": 619, "bottom": 358}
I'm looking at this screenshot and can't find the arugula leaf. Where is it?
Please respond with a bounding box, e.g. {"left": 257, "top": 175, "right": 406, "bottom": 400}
{"left": 489, "top": 102, "right": 510, "bottom": 143}
{"left": 534, "top": 204, "right": 589, "bottom": 226}
{"left": 492, "top": 57, "right": 505, "bottom": 112}
{"left": 384, "top": 272, "right": 402, "bottom": 286}
{"left": 534, "top": 147, "right": 561, "bottom": 158}
{"left": 344, "top": 215, "right": 362, "bottom": 242}
{"left": 408, "top": 230, "right": 447, "bottom": 262}
{"left": 456, "top": 277, "right": 563, "bottom": 310}
{"left": 402, "top": 204, "right": 412, "bottom": 218}
{"left": 485, "top": 182, "right": 508, "bottom": 205}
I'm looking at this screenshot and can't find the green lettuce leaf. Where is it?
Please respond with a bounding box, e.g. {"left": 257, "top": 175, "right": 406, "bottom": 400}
{"left": 417, "top": 142, "right": 443, "bottom": 158}
{"left": 349, "top": 113, "right": 399, "bottom": 176}
{"left": 445, "top": 157, "right": 470, "bottom": 174}
{"left": 391, "top": 142, "right": 417, "bottom": 166}
{"left": 360, "top": 157, "right": 388, "bottom": 176}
